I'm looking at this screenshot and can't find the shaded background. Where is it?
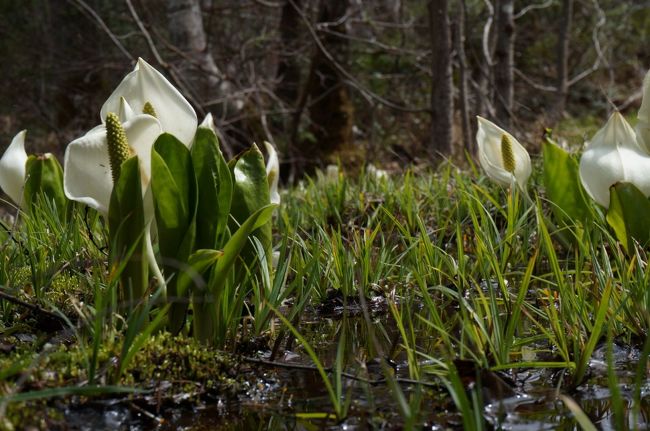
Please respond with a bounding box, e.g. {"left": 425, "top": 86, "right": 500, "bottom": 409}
{"left": 0, "top": 0, "right": 648, "bottom": 179}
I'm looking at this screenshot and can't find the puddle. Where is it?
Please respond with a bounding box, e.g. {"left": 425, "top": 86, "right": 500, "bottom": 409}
{"left": 51, "top": 305, "right": 650, "bottom": 430}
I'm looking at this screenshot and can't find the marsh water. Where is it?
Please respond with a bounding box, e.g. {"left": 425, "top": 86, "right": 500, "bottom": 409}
{"left": 57, "top": 297, "right": 650, "bottom": 431}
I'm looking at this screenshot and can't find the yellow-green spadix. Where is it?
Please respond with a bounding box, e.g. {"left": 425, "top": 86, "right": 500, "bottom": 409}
{"left": 476, "top": 116, "right": 531, "bottom": 190}
{"left": 63, "top": 109, "right": 162, "bottom": 215}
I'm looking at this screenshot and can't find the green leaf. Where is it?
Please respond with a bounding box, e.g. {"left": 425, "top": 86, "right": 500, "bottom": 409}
{"left": 194, "top": 204, "right": 276, "bottom": 344}
{"left": 214, "top": 204, "right": 275, "bottom": 294}
{"left": 181, "top": 249, "right": 223, "bottom": 344}
{"left": 606, "top": 182, "right": 650, "bottom": 253}
{"left": 542, "top": 138, "right": 591, "bottom": 224}
{"left": 191, "top": 127, "right": 232, "bottom": 249}
{"left": 151, "top": 134, "right": 196, "bottom": 257}
{"left": 151, "top": 134, "right": 198, "bottom": 332}
{"left": 230, "top": 145, "right": 272, "bottom": 264}
{"left": 23, "top": 154, "right": 67, "bottom": 218}
{"left": 108, "top": 157, "right": 148, "bottom": 311}
{"left": 177, "top": 249, "right": 223, "bottom": 299}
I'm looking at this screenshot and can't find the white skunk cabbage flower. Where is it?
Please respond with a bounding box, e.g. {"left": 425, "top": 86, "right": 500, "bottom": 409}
{"left": 101, "top": 58, "right": 197, "bottom": 145}
{"left": 636, "top": 69, "right": 650, "bottom": 154}
{"left": 64, "top": 104, "right": 162, "bottom": 215}
{"left": 476, "top": 116, "right": 532, "bottom": 190}
{"left": 367, "top": 164, "right": 388, "bottom": 180}
{"left": 579, "top": 111, "right": 650, "bottom": 208}
{"left": 264, "top": 141, "right": 280, "bottom": 205}
{"left": 0, "top": 130, "right": 28, "bottom": 206}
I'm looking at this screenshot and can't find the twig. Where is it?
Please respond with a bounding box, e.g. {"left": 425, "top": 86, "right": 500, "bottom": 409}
{"left": 242, "top": 356, "right": 440, "bottom": 388}
{"left": 123, "top": 0, "right": 206, "bottom": 117}
{"left": 515, "top": 0, "right": 606, "bottom": 93}
{"left": 616, "top": 88, "right": 643, "bottom": 112}
{"left": 68, "top": 0, "right": 134, "bottom": 61}
{"left": 514, "top": 0, "right": 555, "bottom": 20}
{"left": 567, "top": 0, "right": 606, "bottom": 87}
{"left": 124, "top": 0, "right": 164, "bottom": 66}
{"left": 84, "top": 207, "right": 108, "bottom": 256}
{"left": 0, "top": 287, "right": 67, "bottom": 325}
{"left": 513, "top": 69, "right": 557, "bottom": 92}
{"left": 482, "top": 0, "right": 495, "bottom": 67}
{"left": 287, "top": 0, "right": 428, "bottom": 114}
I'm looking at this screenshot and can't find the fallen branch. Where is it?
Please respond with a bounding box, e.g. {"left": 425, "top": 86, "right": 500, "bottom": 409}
{"left": 0, "top": 287, "right": 67, "bottom": 326}
{"left": 242, "top": 356, "right": 441, "bottom": 388}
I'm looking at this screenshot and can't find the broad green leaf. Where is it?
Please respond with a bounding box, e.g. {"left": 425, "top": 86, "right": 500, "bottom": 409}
{"left": 542, "top": 138, "right": 591, "bottom": 223}
{"left": 151, "top": 134, "right": 196, "bottom": 256}
{"left": 230, "top": 145, "right": 272, "bottom": 264}
{"left": 108, "top": 156, "right": 148, "bottom": 310}
{"left": 606, "top": 182, "right": 650, "bottom": 253}
{"left": 151, "top": 134, "right": 198, "bottom": 332}
{"left": 23, "top": 154, "right": 67, "bottom": 218}
{"left": 191, "top": 127, "right": 232, "bottom": 249}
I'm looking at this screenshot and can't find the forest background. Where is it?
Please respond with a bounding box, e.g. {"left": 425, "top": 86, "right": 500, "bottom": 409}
{"left": 0, "top": 0, "right": 648, "bottom": 180}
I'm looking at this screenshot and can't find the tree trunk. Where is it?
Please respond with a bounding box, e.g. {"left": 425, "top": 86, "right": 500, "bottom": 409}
{"left": 553, "top": 0, "right": 573, "bottom": 121}
{"left": 494, "top": 0, "right": 515, "bottom": 128}
{"left": 167, "top": 0, "right": 236, "bottom": 115}
{"left": 456, "top": 0, "right": 472, "bottom": 155}
{"left": 428, "top": 0, "right": 453, "bottom": 158}
{"left": 302, "top": 0, "right": 354, "bottom": 170}
{"left": 276, "top": 0, "right": 303, "bottom": 106}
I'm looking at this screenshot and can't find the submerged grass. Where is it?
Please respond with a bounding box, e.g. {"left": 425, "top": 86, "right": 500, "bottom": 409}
{"left": 3, "top": 161, "right": 650, "bottom": 428}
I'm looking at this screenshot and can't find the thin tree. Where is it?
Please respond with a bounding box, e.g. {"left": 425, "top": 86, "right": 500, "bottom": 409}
{"left": 276, "top": 0, "right": 303, "bottom": 107}
{"left": 167, "top": 0, "right": 237, "bottom": 117}
{"left": 296, "top": 0, "right": 354, "bottom": 172}
{"left": 494, "top": 0, "right": 515, "bottom": 128}
{"left": 456, "top": 0, "right": 473, "bottom": 154}
{"left": 428, "top": 0, "right": 453, "bottom": 158}
{"left": 554, "top": 0, "right": 573, "bottom": 120}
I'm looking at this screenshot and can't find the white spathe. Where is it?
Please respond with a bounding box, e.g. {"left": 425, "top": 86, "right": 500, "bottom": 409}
{"left": 636, "top": 69, "right": 650, "bottom": 153}
{"left": 200, "top": 112, "right": 217, "bottom": 133}
{"left": 264, "top": 141, "right": 280, "bottom": 205}
{"left": 63, "top": 115, "right": 163, "bottom": 215}
{"left": 101, "top": 58, "right": 197, "bottom": 145}
{"left": 0, "top": 130, "right": 28, "bottom": 205}
{"left": 367, "top": 164, "right": 388, "bottom": 180}
{"left": 476, "top": 116, "right": 532, "bottom": 190}
{"left": 579, "top": 111, "right": 650, "bottom": 208}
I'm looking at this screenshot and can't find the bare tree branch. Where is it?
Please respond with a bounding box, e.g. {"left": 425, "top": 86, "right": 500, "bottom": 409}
{"left": 515, "top": 0, "right": 606, "bottom": 93}
{"left": 616, "top": 88, "right": 643, "bottom": 111}
{"left": 567, "top": 0, "right": 606, "bottom": 86}
{"left": 514, "top": 0, "right": 555, "bottom": 20}
{"left": 287, "top": 0, "right": 428, "bottom": 114}
{"left": 124, "top": 0, "right": 206, "bottom": 116}
{"left": 482, "top": 0, "right": 495, "bottom": 67}
{"left": 514, "top": 68, "right": 557, "bottom": 92}
{"left": 67, "top": 0, "right": 134, "bottom": 61}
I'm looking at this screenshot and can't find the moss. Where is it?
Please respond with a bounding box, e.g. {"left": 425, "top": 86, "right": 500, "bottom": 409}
{"left": 124, "top": 332, "right": 240, "bottom": 396}
{"left": 2, "top": 266, "right": 92, "bottom": 322}
{"left": 1, "top": 332, "right": 240, "bottom": 429}
{"left": 2, "top": 400, "right": 66, "bottom": 431}
{"left": 42, "top": 272, "right": 90, "bottom": 315}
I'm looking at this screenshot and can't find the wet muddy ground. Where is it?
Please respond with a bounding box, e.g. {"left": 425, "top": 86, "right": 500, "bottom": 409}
{"left": 55, "top": 305, "right": 650, "bottom": 430}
